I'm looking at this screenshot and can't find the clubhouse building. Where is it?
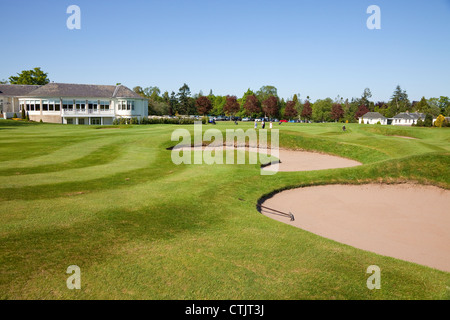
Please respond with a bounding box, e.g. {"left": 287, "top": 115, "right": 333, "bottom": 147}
{"left": 0, "top": 83, "right": 148, "bottom": 125}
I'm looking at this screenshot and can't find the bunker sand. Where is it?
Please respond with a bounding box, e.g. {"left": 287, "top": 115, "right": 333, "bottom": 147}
{"left": 173, "top": 146, "right": 361, "bottom": 171}
{"left": 261, "top": 184, "right": 450, "bottom": 272}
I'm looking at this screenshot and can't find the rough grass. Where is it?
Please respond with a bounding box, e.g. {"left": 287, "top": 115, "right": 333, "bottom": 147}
{"left": 0, "top": 119, "right": 449, "bottom": 300}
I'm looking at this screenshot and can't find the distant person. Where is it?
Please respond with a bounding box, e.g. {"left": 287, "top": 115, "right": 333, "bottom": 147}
{"left": 235, "top": 120, "right": 238, "bottom": 125}
{"left": 269, "top": 122, "right": 273, "bottom": 129}
{"left": 254, "top": 120, "right": 257, "bottom": 129}
{"left": 342, "top": 125, "right": 346, "bottom": 131}
{"left": 262, "top": 120, "right": 265, "bottom": 129}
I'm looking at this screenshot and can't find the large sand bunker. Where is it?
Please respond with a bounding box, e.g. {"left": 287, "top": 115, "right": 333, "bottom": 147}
{"left": 171, "top": 146, "right": 361, "bottom": 172}
{"left": 261, "top": 149, "right": 361, "bottom": 172}
{"left": 260, "top": 184, "right": 450, "bottom": 272}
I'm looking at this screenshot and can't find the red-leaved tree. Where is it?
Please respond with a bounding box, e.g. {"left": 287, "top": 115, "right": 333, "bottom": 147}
{"left": 195, "top": 96, "right": 212, "bottom": 116}
{"left": 355, "top": 104, "right": 369, "bottom": 119}
{"left": 262, "top": 96, "right": 279, "bottom": 118}
{"left": 301, "top": 100, "right": 312, "bottom": 120}
{"left": 243, "top": 94, "right": 261, "bottom": 117}
{"left": 284, "top": 100, "right": 298, "bottom": 119}
{"left": 223, "top": 95, "right": 240, "bottom": 118}
{"left": 331, "top": 103, "right": 344, "bottom": 121}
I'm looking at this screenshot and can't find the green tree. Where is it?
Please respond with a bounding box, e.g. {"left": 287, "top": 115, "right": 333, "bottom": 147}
{"left": 9, "top": 67, "right": 50, "bottom": 85}
{"left": 388, "top": 85, "right": 411, "bottom": 114}
{"left": 256, "top": 85, "right": 278, "bottom": 102}
{"left": 312, "top": 98, "right": 333, "bottom": 122}
{"left": 176, "top": 83, "right": 191, "bottom": 115}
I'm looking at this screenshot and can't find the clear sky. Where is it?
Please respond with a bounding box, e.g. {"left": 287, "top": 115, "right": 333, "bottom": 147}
{"left": 1, "top": 0, "right": 449, "bottom": 102}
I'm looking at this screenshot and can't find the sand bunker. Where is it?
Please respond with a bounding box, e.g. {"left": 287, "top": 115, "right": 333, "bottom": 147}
{"left": 171, "top": 146, "right": 361, "bottom": 172}
{"left": 262, "top": 149, "right": 361, "bottom": 172}
{"left": 260, "top": 184, "right": 450, "bottom": 272}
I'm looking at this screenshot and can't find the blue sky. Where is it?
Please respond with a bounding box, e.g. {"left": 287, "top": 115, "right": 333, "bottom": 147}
{"left": 1, "top": 0, "right": 449, "bottom": 102}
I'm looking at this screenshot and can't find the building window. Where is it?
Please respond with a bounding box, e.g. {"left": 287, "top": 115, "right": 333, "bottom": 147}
{"left": 42, "top": 100, "right": 49, "bottom": 111}
{"left": 127, "top": 101, "right": 135, "bottom": 110}
{"left": 66, "top": 118, "right": 74, "bottom": 124}
{"left": 0, "top": 99, "right": 3, "bottom": 113}
{"left": 35, "top": 100, "right": 40, "bottom": 111}
{"left": 26, "top": 100, "right": 36, "bottom": 111}
{"left": 48, "top": 100, "right": 61, "bottom": 111}
{"left": 63, "top": 100, "right": 74, "bottom": 110}
{"left": 91, "top": 117, "right": 101, "bottom": 125}
{"left": 118, "top": 100, "right": 126, "bottom": 110}
{"left": 100, "top": 100, "right": 110, "bottom": 111}
{"left": 88, "top": 100, "right": 98, "bottom": 110}
{"left": 76, "top": 100, "right": 86, "bottom": 111}
{"left": 79, "top": 118, "right": 85, "bottom": 125}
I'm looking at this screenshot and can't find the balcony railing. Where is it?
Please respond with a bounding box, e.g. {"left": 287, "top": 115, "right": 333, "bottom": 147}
{"left": 62, "top": 108, "right": 115, "bottom": 115}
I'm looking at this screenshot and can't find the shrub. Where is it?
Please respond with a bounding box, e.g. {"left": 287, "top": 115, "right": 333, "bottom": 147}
{"left": 424, "top": 114, "right": 433, "bottom": 127}
{"left": 13, "top": 113, "right": 17, "bottom": 118}
{"left": 119, "top": 118, "right": 127, "bottom": 125}
{"left": 434, "top": 114, "right": 447, "bottom": 128}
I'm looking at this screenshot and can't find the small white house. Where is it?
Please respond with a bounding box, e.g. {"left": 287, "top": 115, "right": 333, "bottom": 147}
{"left": 359, "top": 112, "right": 387, "bottom": 125}
{"left": 391, "top": 112, "right": 426, "bottom": 126}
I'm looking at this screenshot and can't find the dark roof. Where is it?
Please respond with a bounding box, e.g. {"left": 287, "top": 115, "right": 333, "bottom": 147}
{"left": 360, "top": 112, "right": 386, "bottom": 119}
{"left": 18, "top": 83, "right": 144, "bottom": 99}
{"left": 0, "top": 84, "right": 42, "bottom": 96}
{"left": 393, "top": 112, "right": 426, "bottom": 120}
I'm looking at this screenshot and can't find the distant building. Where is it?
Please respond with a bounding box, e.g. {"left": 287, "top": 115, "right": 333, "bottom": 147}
{"left": 0, "top": 84, "right": 41, "bottom": 119}
{"left": 0, "top": 83, "right": 148, "bottom": 125}
{"left": 391, "top": 112, "right": 426, "bottom": 126}
{"left": 358, "top": 112, "right": 387, "bottom": 125}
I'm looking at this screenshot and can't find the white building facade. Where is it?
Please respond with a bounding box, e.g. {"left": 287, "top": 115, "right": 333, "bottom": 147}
{"left": 359, "top": 112, "right": 388, "bottom": 125}
{"left": 1, "top": 83, "right": 148, "bottom": 124}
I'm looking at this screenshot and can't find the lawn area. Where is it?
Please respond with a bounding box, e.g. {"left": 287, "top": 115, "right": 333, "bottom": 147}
{"left": 0, "top": 119, "right": 449, "bottom": 299}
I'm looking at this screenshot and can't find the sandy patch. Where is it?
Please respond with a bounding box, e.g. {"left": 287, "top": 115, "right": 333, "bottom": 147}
{"left": 262, "top": 149, "right": 361, "bottom": 172}
{"left": 171, "top": 146, "right": 361, "bottom": 172}
{"left": 260, "top": 184, "right": 450, "bottom": 272}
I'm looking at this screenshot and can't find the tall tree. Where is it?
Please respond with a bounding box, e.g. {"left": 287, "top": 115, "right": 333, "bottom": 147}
{"left": 312, "top": 98, "right": 333, "bottom": 122}
{"left": 256, "top": 85, "right": 278, "bottom": 102}
{"left": 177, "top": 83, "right": 191, "bottom": 115}
{"left": 223, "top": 95, "right": 240, "bottom": 119}
{"left": 284, "top": 100, "right": 298, "bottom": 119}
{"left": 195, "top": 96, "right": 213, "bottom": 116}
{"left": 331, "top": 103, "right": 344, "bottom": 122}
{"left": 243, "top": 94, "right": 261, "bottom": 117}
{"left": 301, "top": 100, "right": 312, "bottom": 120}
{"left": 9, "top": 67, "right": 50, "bottom": 85}
{"left": 355, "top": 104, "right": 370, "bottom": 119}
{"left": 388, "top": 85, "right": 411, "bottom": 113}
{"left": 262, "top": 96, "right": 279, "bottom": 119}
{"left": 360, "top": 88, "right": 372, "bottom": 108}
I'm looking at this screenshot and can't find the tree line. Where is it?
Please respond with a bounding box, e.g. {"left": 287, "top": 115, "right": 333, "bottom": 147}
{"left": 133, "top": 83, "right": 450, "bottom": 122}
{"left": 2, "top": 68, "right": 449, "bottom": 123}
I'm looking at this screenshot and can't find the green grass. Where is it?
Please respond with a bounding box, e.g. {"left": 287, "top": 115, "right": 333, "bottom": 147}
{"left": 0, "top": 119, "right": 449, "bottom": 300}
